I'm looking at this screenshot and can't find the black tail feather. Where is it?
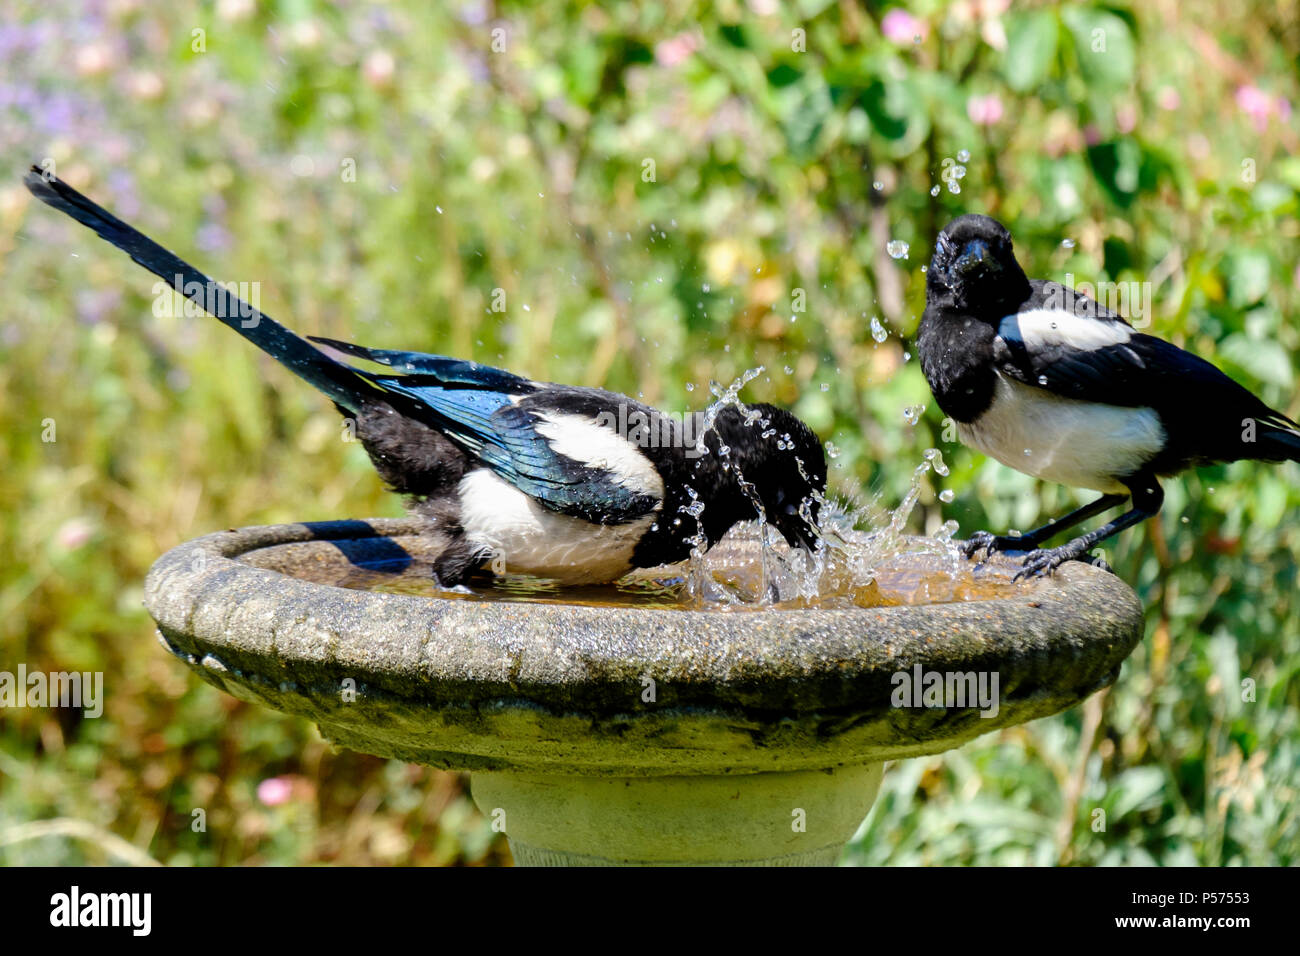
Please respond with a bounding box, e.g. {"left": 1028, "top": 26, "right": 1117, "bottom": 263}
{"left": 23, "top": 166, "right": 381, "bottom": 414}
{"left": 1256, "top": 423, "right": 1300, "bottom": 463}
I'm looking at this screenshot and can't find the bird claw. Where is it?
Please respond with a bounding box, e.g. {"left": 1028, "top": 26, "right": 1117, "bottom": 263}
{"left": 960, "top": 530, "right": 1000, "bottom": 561}
{"left": 961, "top": 530, "right": 1028, "bottom": 564}
{"left": 1011, "top": 544, "right": 1107, "bottom": 582}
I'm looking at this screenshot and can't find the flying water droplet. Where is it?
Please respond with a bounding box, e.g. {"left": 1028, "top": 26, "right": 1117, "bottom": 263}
{"left": 887, "top": 239, "right": 910, "bottom": 260}
{"left": 870, "top": 315, "right": 888, "bottom": 343}
{"left": 1061, "top": 238, "right": 1076, "bottom": 249}
{"left": 902, "top": 404, "right": 926, "bottom": 426}
{"left": 930, "top": 185, "right": 941, "bottom": 197}
{"left": 923, "top": 447, "right": 949, "bottom": 476}
{"left": 939, "top": 489, "right": 954, "bottom": 503}
{"left": 957, "top": 149, "right": 971, "bottom": 163}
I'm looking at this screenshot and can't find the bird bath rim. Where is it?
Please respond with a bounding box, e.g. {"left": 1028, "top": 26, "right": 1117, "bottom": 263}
{"left": 144, "top": 518, "right": 1145, "bottom": 778}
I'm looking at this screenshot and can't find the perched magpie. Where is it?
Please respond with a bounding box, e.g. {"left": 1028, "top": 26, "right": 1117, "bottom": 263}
{"left": 919, "top": 213, "right": 1300, "bottom": 578}
{"left": 24, "top": 168, "right": 826, "bottom": 586}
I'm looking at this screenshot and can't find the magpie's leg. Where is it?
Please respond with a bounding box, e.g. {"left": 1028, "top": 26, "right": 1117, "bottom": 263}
{"left": 1014, "top": 479, "right": 1163, "bottom": 581}
{"left": 962, "top": 493, "right": 1128, "bottom": 560}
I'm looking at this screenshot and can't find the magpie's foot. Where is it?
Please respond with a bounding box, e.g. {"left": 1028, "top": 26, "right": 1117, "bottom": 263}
{"left": 1012, "top": 543, "right": 1095, "bottom": 582}
{"left": 960, "top": 530, "right": 1030, "bottom": 562}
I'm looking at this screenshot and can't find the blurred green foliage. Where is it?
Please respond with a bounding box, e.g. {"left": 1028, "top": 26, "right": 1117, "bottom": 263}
{"left": 1, "top": 0, "right": 1297, "bottom": 865}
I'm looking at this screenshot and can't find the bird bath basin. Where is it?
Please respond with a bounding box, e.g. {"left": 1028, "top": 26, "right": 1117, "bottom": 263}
{"left": 144, "top": 518, "right": 1144, "bottom": 865}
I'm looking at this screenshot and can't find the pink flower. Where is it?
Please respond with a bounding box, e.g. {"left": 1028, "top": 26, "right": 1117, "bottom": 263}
{"left": 1236, "top": 84, "right": 1281, "bottom": 131}
{"left": 882, "top": 9, "right": 927, "bottom": 44}
{"left": 1116, "top": 103, "right": 1138, "bottom": 134}
{"left": 655, "top": 32, "right": 699, "bottom": 67}
{"left": 55, "top": 518, "right": 94, "bottom": 550}
{"left": 257, "top": 777, "right": 293, "bottom": 806}
{"left": 966, "top": 93, "right": 1004, "bottom": 126}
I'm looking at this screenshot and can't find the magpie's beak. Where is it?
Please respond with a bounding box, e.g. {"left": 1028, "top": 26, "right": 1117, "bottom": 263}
{"left": 955, "top": 239, "right": 996, "bottom": 278}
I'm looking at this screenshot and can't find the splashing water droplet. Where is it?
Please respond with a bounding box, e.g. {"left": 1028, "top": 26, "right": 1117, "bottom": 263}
{"left": 957, "top": 148, "right": 971, "bottom": 163}
{"left": 1061, "top": 238, "right": 1076, "bottom": 249}
{"left": 870, "top": 315, "right": 888, "bottom": 343}
{"left": 902, "top": 404, "right": 926, "bottom": 426}
{"left": 873, "top": 181, "right": 884, "bottom": 191}
{"left": 930, "top": 185, "right": 941, "bottom": 197}
{"left": 887, "top": 239, "right": 910, "bottom": 260}
{"left": 923, "top": 447, "right": 949, "bottom": 476}
{"left": 939, "top": 489, "right": 954, "bottom": 503}
{"left": 1038, "top": 375, "right": 1048, "bottom": 385}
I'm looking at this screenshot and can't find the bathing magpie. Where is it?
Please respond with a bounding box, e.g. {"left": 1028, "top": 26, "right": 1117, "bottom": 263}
{"left": 919, "top": 213, "right": 1300, "bottom": 579}
{"left": 24, "top": 167, "right": 826, "bottom": 586}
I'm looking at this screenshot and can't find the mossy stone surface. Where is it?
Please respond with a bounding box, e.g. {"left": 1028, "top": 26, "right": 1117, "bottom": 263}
{"left": 145, "top": 519, "right": 1144, "bottom": 776}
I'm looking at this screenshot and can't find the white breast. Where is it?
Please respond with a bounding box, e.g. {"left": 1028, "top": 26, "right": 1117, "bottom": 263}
{"left": 958, "top": 373, "right": 1164, "bottom": 493}
{"left": 457, "top": 469, "right": 659, "bottom": 584}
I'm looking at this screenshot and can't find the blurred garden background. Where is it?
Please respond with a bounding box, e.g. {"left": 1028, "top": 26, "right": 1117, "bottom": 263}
{"left": 2, "top": 0, "right": 1298, "bottom": 865}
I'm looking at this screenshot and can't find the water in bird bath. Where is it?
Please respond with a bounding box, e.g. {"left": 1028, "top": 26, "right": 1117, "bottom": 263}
{"left": 249, "top": 454, "right": 1023, "bottom": 611}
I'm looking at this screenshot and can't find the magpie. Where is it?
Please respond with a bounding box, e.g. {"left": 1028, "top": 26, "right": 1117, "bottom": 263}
{"left": 919, "top": 213, "right": 1300, "bottom": 579}
{"left": 24, "top": 167, "right": 826, "bottom": 586}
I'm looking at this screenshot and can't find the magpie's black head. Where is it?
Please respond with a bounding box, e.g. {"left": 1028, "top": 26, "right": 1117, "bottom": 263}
{"left": 701, "top": 403, "right": 827, "bottom": 551}
{"left": 927, "top": 214, "right": 1030, "bottom": 315}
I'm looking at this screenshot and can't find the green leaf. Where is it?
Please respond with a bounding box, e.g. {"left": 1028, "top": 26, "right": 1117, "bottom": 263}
{"left": 1062, "top": 6, "right": 1136, "bottom": 89}
{"left": 1087, "top": 139, "right": 1142, "bottom": 207}
{"left": 1003, "top": 11, "right": 1059, "bottom": 92}
{"left": 1223, "top": 250, "right": 1272, "bottom": 308}
{"left": 1220, "top": 333, "right": 1294, "bottom": 390}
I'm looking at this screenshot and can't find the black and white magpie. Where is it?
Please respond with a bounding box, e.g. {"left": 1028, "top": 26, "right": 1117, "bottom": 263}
{"left": 919, "top": 213, "right": 1300, "bottom": 578}
{"left": 24, "top": 168, "right": 826, "bottom": 586}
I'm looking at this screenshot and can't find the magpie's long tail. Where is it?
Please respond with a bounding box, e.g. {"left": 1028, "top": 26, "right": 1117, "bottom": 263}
{"left": 23, "top": 166, "right": 383, "bottom": 414}
{"left": 1256, "top": 420, "right": 1300, "bottom": 463}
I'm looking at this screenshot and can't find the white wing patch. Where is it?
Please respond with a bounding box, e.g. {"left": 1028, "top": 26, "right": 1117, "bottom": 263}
{"left": 959, "top": 373, "right": 1164, "bottom": 493}
{"left": 533, "top": 411, "right": 665, "bottom": 499}
{"left": 999, "top": 308, "right": 1131, "bottom": 352}
{"left": 458, "top": 468, "right": 657, "bottom": 584}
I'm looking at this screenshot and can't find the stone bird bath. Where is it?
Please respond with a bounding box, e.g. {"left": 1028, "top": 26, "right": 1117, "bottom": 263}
{"left": 143, "top": 518, "right": 1144, "bottom": 865}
